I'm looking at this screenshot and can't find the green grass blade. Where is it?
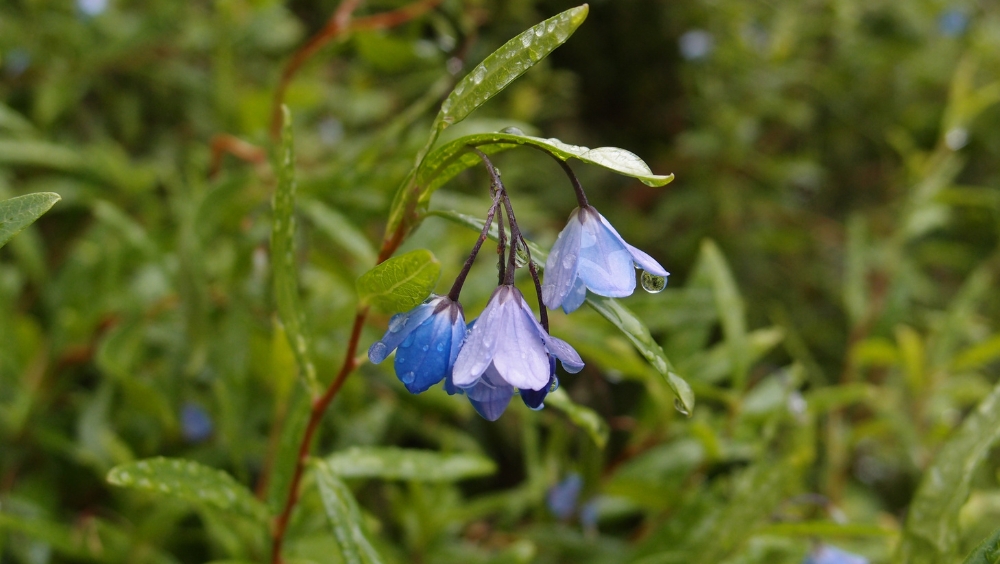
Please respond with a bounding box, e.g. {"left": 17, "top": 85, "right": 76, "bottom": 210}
{"left": 322, "top": 446, "right": 496, "bottom": 481}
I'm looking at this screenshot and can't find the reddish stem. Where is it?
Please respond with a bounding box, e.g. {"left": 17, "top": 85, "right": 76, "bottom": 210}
{"left": 270, "top": 306, "right": 370, "bottom": 564}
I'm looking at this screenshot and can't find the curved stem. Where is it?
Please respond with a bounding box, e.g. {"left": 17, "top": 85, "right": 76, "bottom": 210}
{"left": 270, "top": 306, "right": 369, "bottom": 563}
{"left": 448, "top": 193, "right": 501, "bottom": 302}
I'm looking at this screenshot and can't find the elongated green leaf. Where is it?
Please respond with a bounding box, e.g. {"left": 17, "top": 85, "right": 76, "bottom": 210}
{"left": 953, "top": 334, "right": 1000, "bottom": 371}
{"left": 271, "top": 105, "right": 318, "bottom": 394}
{"left": 323, "top": 446, "right": 495, "bottom": 481}
{"left": 107, "top": 457, "right": 269, "bottom": 523}
{"left": 356, "top": 249, "right": 441, "bottom": 312}
{"left": 313, "top": 460, "right": 384, "bottom": 564}
{"left": 0, "top": 102, "right": 35, "bottom": 135}
{"left": 0, "top": 139, "right": 83, "bottom": 171}
{"left": 700, "top": 240, "right": 749, "bottom": 390}
{"left": 0, "top": 192, "right": 60, "bottom": 249}
{"left": 437, "top": 6, "right": 588, "bottom": 130}
{"left": 897, "top": 381, "right": 1000, "bottom": 563}
{"left": 302, "top": 197, "right": 377, "bottom": 266}
{"left": 961, "top": 527, "right": 1000, "bottom": 564}
{"left": 430, "top": 209, "right": 695, "bottom": 415}
{"left": 758, "top": 521, "right": 895, "bottom": 538}
{"left": 545, "top": 388, "right": 610, "bottom": 448}
{"left": 383, "top": 5, "right": 590, "bottom": 243}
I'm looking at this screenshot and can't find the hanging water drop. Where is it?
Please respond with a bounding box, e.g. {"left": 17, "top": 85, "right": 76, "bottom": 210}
{"left": 549, "top": 377, "right": 560, "bottom": 393}
{"left": 640, "top": 271, "right": 667, "bottom": 293}
{"left": 674, "top": 397, "right": 690, "bottom": 417}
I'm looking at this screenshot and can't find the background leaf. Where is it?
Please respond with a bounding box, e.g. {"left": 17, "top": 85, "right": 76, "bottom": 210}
{"left": 545, "top": 388, "right": 610, "bottom": 448}
{"left": 355, "top": 249, "right": 441, "bottom": 312}
{"left": 0, "top": 192, "right": 60, "bottom": 249}
{"left": 314, "top": 460, "right": 384, "bottom": 564}
{"left": 106, "top": 457, "right": 269, "bottom": 523}
{"left": 961, "top": 527, "right": 1000, "bottom": 564}
{"left": 322, "top": 446, "right": 496, "bottom": 481}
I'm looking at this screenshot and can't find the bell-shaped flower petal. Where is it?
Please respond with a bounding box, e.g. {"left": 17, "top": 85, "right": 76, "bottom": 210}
{"left": 543, "top": 206, "right": 669, "bottom": 313}
{"left": 463, "top": 363, "right": 514, "bottom": 421}
{"left": 368, "top": 295, "right": 465, "bottom": 394}
{"left": 453, "top": 285, "right": 584, "bottom": 419}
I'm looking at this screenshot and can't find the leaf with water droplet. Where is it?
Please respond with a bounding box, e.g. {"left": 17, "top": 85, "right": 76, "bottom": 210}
{"left": 314, "top": 460, "right": 385, "bottom": 564}
{"left": 356, "top": 249, "right": 441, "bottom": 313}
{"left": 898, "top": 380, "right": 1000, "bottom": 563}
{"left": 0, "top": 192, "right": 60, "bottom": 250}
{"left": 270, "top": 105, "right": 319, "bottom": 396}
{"left": 107, "top": 457, "right": 269, "bottom": 523}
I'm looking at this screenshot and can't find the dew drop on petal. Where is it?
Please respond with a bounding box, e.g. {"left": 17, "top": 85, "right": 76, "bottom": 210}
{"left": 549, "top": 377, "right": 560, "bottom": 392}
{"left": 402, "top": 371, "right": 416, "bottom": 384}
{"left": 369, "top": 342, "right": 388, "bottom": 363}
{"left": 562, "top": 255, "right": 576, "bottom": 270}
{"left": 401, "top": 333, "right": 415, "bottom": 347}
{"left": 640, "top": 271, "right": 667, "bottom": 293}
{"left": 388, "top": 314, "right": 407, "bottom": 333}
{"left": 674, "top": 397, "right": 690, "bottom": 417}
{"left": 436, "top": 341, "right": 446, "bottom": 352}
{"left": 422, "top": 344, "right": 430, "bottom": 352}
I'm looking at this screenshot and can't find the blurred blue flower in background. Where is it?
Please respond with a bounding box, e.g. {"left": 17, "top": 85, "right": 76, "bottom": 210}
{"left": 679, "top": 29, "right": 715, "bottom": 61}
{"left": 547, "top": 473, "right": 583, "bottom": 519}
{"left": 3, "top": 49, "right": 31, "bottom": 78}
{"left": 369, "top": 295, "right": 466, "bottom": 394}
{"left": 543, "top": 206, "right": 668, "bottom": 313}
{"left": 938, "top": 9, "right": 969, "bottom": 37}
{"left": 803, "top": 545, "right": 869, "bottom": 564}
{"left": 180, "top": 403, "right": 213, "bottom": 443}
{"left": 77, "top": 0, "right": 108, "bottom": 17}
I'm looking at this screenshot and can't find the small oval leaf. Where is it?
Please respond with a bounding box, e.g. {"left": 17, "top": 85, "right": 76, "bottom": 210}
{"left": 356, "top": 249, "right": 441, "bottom": 312}
{"left": 323, "top": 446, "right": 496, "bottom": 482}
{"left": 0, "top": 192, "right": 60, "bottom": 249}
{"left": 107, "top": 457, "right": 269, "bottom": 523}
{"left": 437, "top": 6, "right": 588, "bottom": 129}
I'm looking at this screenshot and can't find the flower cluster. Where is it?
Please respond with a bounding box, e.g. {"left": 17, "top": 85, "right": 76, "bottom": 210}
{"left": 369, "top": 150, "right": 667, "bottom": 420}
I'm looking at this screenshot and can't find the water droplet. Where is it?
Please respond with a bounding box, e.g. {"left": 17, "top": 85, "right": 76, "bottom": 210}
{"left": 546, "top": 22, "right": 556, "bottom": 33}
{"left": 640, "top": 271, "right": 667, "bottom": 293}
{"left": 472, "top": 64, "right": 487, "bottom": 84}
{"left": 369, "top": 342, "right": 388, "bottom": 362}
{"left": 562, "top": 255, "right": 576, "bottom": 270}
{"left": 388, "top": 314, "right": 407, "bottom": 333}
{"left": 549, "top": 377, "right": 560, "bottom": 392}
{"left": 534, "top": 25, "right": 544, "bottom": 37}
{"left": 454, "top": 82, "right": 465, "bottom": 95}
{"left": 402, "top": 371, "right": 416, "bottom": 383}
{"left": 674, "top": 397, "right": 690, "bottom": 417}
{"left": 501, "top": 126, "right": 525, "bottom": 136}
{"left": 436, "top": 342, "right": 446, "bottom": 352}
{"left": 401, "top": 333, "right": 415, "bottom": 347}
{"left": 520, "top": 34, "right": 533, "bottom": 48}
{"left": 529, "top": 402, "right": 545, "bottom": 411}
{"left": 422, "top": 344, "right": 430, "bottom": 352}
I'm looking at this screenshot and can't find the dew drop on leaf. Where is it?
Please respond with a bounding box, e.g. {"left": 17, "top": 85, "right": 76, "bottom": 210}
{"left": 515, "top": 244, "right": 529, "bottom": 268}
{"left": 674, "top": 397, "right": 690, "bottom": 417}
{"left": 473, "top": 64, "right": 487, "bottom": 85}
{"left": 640, "top": 271, "right": 667, "bottom": 293}
{"left": 388, "top": 314, "right": 407, "bottom": 333}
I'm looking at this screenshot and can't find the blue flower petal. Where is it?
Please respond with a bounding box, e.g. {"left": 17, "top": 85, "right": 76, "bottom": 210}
{"left": 542, "top": 208, "right": 583, "bottom": 310}
{"left": 546, "top": 473, "right": 583, "bottom": 519}
{"left": 394, "top": 310, "right": 455, "bottom": 394}
{"left": 453, "top": 287, "right": 508, "bottom": 387}
{"left": 368, "top": 300, "right": 437, "bottom": 364}
{"left": 561, "top": 276, "right": 588, "bottom": 314}
{"left": 465, "top": 363, "right": 514, "bottom": 421}
{"left": 576, "top": 208, "right": 635, "bottom": 297}
{"left": 542, "top": 334, "right": 584, "bottom": 374}
{"left": 595, "top": 212, "right": 668, "bottom": 277}
{"left": 521, "top": 358, "right": 556, "bottom": 409}
{"left": 493, "top": 289, "right": 551, "bottom": 390}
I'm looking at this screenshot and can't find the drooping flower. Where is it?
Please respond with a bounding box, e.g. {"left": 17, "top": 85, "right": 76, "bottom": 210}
{"left": 451, "top": 285, "right": 583, "bottom": 420}
{"left": 368, "top": 295, "right": 466, "bottom": 394}
{"left": 542, "top": 206, "right": 669, "bottom": 313}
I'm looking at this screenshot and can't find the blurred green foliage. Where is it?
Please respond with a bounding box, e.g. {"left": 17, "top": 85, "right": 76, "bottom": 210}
{"left": 2, "top": 0, "right": 1000, "bottom": 563}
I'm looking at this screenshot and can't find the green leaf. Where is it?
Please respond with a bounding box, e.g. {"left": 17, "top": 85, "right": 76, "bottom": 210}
{"left": 322, "top": 446, "right": 496, "bottom": 481}
{"left": 952, "top": 334, "right": 1000, "bottom": 372}
{"left": 355, "top": 249, "right": 441, "bottom": 312}
{"left": 106, "top": 457, "right": 269, "bottom": 523}
{"left": 437, "top": 5, "right": 589, "bottom": 130}
{"left": 758, "top": 521, "right": 895, "bottom": 538}
{"left": 302, "top": 197, "right": 377, "bottom": 267}
{"left": 313, "top": 460, "right": 384, "bottom": 564}
{"left": 0, "top": 192, "right": 60, "bottom": 249}
{"left": 545, "top": 388, "right": 610, "bottom": 448}
{"left": 270, "top": 105, "right": 319, "bottom": 394}
{"left": 382, "top": 5, "right": 591, "bottom": 243}
{"left": 700, "top": 240, "right": 749, "bottom": 390}
{"left": 585, "top": 295, "right": 695, "bottom": 416}
{"left": 897, "top": 381, "right": 1000, "bottom": 563}
{"left": 429, "top": 209, "right": 694, "bottom": 415}
{"left": 961, "top": 526, "right": 1000, "bottom": 564}
{"left": 0, "top": 139, "right": 83, "bottom": 171}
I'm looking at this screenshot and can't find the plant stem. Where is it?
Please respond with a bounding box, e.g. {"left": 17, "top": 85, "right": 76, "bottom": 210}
{"left": 448, "top": 192, "right": 501, "bottom": 302}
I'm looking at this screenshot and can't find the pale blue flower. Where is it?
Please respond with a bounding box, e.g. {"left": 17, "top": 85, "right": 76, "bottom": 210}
{"left": 451, "top": 285, "right": 583, "bottom": 419}
{"left": 542, "top": 206, "right": 668, "bottom": 313}
{"left": 368, "top": 295, "right": 466, "bottom": 394}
